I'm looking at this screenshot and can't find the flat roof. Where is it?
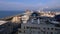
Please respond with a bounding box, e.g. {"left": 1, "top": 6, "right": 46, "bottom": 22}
{"left": 0, "top": 21, "right": 7, "bottom": 25}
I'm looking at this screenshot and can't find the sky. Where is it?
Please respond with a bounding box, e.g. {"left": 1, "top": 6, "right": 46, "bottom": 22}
{"left": 0, "top": 0, "right": 60, "bottom": 10}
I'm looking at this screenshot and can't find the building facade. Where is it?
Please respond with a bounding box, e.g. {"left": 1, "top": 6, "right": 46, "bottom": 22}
{"left": 0, "top": 21, "right": 13, "bottom": 34}
{"left": 18, "top": 12, "right": 60, "bottom": 34}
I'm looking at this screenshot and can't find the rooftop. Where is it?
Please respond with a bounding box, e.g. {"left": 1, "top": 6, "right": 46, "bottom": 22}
{"left": 22, "top": 12, "right": 60, "bottom": 27}
{"left": 0, "top": 21, "right": 7, "bottom": 25}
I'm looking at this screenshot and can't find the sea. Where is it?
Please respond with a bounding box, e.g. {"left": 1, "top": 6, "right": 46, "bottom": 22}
{"left": 0, "top": 11, "right": 25, "bottom": 18}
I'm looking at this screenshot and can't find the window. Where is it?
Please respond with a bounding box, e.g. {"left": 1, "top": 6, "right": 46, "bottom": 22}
{"left": 24, "top": 27, "right": 25, "bottom": 29}
{"left": 8, "top": 24, "right": 11, "bottom": 26}
{"left": 55, "top": 28, "right": 60, "bottom": 30}
{"left": 51, "top": 28, "right": 53, "bottom": 30}
{"left": 51, "top": 32, "right": 53, "bottom": 34}
{"left": 43, "top": 28, "right": 45, "bottom": 29}
{"left": 19, "top": 31, "right": 21, "bottom": 32}
{"left": 38, "top": 31, "right": 40, "bottom": 34}
{"left": 47, "top": 28, "right": 49, "bottom": 30}
{"left": 27, "top": 27, "right": 40, "bottom": 29}
{"left": 43, "top": 31, "right": 45, "bottom": 34}
{"left": 27, "top": 27, "right": 29, "bottom": 29}
{"left": 47, "top": 32, "right": 48, "bottom": 34}
{"left": 24, "top": 31, "right": 25, "bottom": 33}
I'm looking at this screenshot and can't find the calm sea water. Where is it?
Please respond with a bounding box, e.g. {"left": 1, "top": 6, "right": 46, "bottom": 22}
{"left": 0, "top": 11, "right": 25, "bottom": 18}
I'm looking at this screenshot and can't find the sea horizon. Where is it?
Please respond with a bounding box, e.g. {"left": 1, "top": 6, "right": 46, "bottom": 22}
{"left": 0, "top": 11, "right": 25, "bottom": 18}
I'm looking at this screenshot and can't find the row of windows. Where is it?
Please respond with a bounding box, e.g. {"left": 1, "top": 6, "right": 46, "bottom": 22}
{"left": 23, "top": 30, "right": 54, "bottom": 34}
{"left": 55, "top": 28, "right": 60, "bottom": 30}
{"left": 23, "top": 27, "right": 59, "bottom": 31}
{"left": 27, "top": 27, "right": 40, "bottom": 29}
{"left": 26, "top": 27, "right": 54, "bottom": 30}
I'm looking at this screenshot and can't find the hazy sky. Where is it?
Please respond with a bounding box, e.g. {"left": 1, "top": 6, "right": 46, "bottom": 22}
{"left": 0, "top": 0, "right": 60, "bottom": 10}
